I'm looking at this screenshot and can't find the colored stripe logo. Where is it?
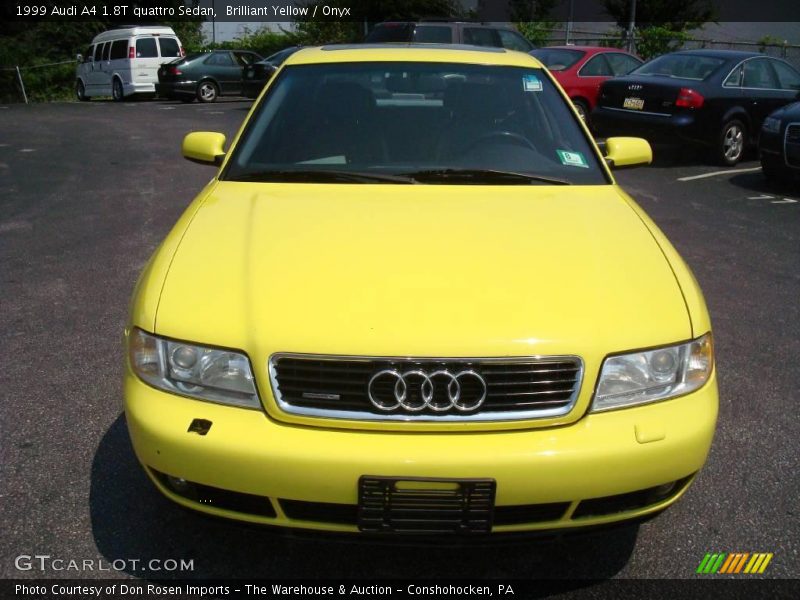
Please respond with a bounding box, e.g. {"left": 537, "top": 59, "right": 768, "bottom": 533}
{"left": 697, "top": 553, "right": 773, "bottom": 574}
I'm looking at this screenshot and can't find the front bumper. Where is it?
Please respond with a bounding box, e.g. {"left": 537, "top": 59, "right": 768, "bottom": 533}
{"left": 124, "top": 365, "right": 717, "bottom": 534}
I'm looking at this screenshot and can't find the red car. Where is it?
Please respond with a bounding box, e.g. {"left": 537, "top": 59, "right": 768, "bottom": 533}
{"left": 531, "top": 46, "right": 643, "bottom": 123}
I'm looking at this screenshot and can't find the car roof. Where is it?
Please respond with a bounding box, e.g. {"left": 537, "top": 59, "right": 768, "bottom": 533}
{"left": 284, "top": 44, "right": 544, "bottom": 68}
{"left": 540, "top": 45, "right": 628, "bottom": 53}
{"left": 668, "top": 49, "right": 763, "bottom": 60}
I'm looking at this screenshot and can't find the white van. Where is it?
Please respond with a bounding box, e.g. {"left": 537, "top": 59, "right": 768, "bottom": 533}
{"left": 76, "top": 26, "right": 183, "bottom": 101}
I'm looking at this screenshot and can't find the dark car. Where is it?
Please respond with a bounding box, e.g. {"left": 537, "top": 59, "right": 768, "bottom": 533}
{"left": 242, "top": 46, "right": 302, "bottom": 98}
{"left": 759, "top": 101, "right": 800, "bottom": 185}
{"left": 365, "top": 22, "right": 534, "bottom": 53}
{"left": 156, "top": 49, "right": 263, "bottom": 103}
{"left": 592, "top": 50, "right": 800, "bottom": 165}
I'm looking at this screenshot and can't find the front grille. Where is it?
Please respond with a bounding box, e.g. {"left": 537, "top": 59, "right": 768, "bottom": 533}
{"left": 269, "top": 354, "right": 583, "bottom": 421}
{"left": 786, "top": 123, "right": 800, "bottom": 168}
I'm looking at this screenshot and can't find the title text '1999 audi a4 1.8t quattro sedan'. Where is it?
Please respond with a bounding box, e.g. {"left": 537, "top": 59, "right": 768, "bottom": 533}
{"left": 124, "top": 45, "right": 717, "bottom": 537}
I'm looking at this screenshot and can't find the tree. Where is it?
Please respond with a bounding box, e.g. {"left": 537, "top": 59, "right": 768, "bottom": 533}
{"left": 602, "top": 0, "right": 715, "bottom": 31}
{"left": 293, "top": 0, "right": 463, "bottom": 45}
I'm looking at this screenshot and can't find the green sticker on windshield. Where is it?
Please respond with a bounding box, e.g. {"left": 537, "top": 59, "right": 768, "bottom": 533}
{"left": 556, "top": 149, "right": 589, "bottom": 168}
{"left": 522, "top": 74, "right": 542, "bottom": 92}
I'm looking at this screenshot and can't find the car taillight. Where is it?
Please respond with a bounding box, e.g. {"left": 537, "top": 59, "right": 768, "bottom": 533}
{"left": 170, "top": 66, "right": 182, "bottom": 75}
{"left": 128, "top": 47, "right": 135, "bottom": 59}
{"left": 676, "top": 88, "right": 704, "bottom": 109}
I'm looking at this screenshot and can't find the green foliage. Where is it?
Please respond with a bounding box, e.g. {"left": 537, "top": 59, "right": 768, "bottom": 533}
{"left": 200, "top": 26, "right": 304, "bottom": 57}
{"left": 514, "top": 22, "right": 556, "bottom": 48}
{"left": 509, "top": 0, "right": 557, "bottom": 21}
{"left": 601, "top": 25, "right": 691, "bottom": 59}
{"left": 634, "top": 26, "right": 691, "bottom": 59}
{"left": 758, "top": 35, "right": 786, "bottom": 54}
{"left": 293, "top": 0, "right": 463, "bottom": 44}
{"left": 0, "top": 0, "right": 203, "bottom": 102}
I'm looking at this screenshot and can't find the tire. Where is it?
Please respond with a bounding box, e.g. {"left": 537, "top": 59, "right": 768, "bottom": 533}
{"left": 196, "top": 81, "right": 218, "bottom": 103}
{"left": 572, "top": 99, "right": 590, "bottom": 126}
{"left": 76, "top": 80, "right": 89, "bottom": 102}
{"left": 718, "top": 119, "right": 746, "bottom": 166}
{"left": 112, "top": 78, "right": 124, "bottom": 102}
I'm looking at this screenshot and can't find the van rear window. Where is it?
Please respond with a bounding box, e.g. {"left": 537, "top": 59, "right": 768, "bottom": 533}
{"left": 135, "top": 38, "right": 158, "bottom": 58}
{"left": 159, "top": 38, "right": 180, "bottom": 57}
{"left": 110, "top": 40, "right": 127, "bottom": 60}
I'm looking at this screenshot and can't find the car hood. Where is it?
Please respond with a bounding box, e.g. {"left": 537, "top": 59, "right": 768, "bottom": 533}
{"left": 156, "top": 182, "right": 690, "bottom": 361}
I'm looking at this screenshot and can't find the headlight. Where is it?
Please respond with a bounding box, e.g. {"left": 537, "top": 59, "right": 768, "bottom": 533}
{"left": 762, "top": 117, "right": 781, "bottom": 134}
{"left": 592, "top": 333, "right": 713, "bottom": 412}
{"left": 128, "top": 328, "right": 260, "bottom": 409}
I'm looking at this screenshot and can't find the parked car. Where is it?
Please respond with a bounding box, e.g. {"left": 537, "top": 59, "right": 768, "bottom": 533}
{"left": 592, "top": 49, "right": 800, "bottom": 165}
{"left": 242, "top": 46, "right": 303, "bottom": 98}
{"left": 365, "top": 21, "right": 534, "bottom": 52}
{"left": 759, "top": 101, "right": 800, "bottom": 185}
{"left": 156, "top": 50, "right": 263, "bottom": 103}
{"left": 76, "top": 26, "right": 183, "bottom": 101}
{"left": 530, "top": 46, "right": 643, "bottom": 123}
{"left": 125, "top": 45, "right": 717, "bottom": 536}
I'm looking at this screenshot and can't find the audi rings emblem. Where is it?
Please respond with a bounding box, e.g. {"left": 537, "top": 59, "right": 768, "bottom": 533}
{"left": 367, "top": 369, "right": 488, "bottom": 413}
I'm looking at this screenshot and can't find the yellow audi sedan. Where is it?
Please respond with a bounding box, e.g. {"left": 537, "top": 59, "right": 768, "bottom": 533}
{"left": 124, "top": 45, "right": 717, "bottom": 535}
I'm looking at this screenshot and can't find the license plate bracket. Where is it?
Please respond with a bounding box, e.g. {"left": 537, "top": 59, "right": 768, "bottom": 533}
{"left": 358, "top": 476, "right": 496, "bottom": 534}
{"left": 623, "top": 96, "right": 645, "bottom": 110}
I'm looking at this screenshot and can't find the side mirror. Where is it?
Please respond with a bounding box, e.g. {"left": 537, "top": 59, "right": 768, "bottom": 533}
{"left": 182, "top": 132, "right": 226, "bottom": 166}
{"left": 76, "top": 53, "right": 83, "bottom": 62}
{"left": 603, "top": 137, "right": 652, "bottom": 168}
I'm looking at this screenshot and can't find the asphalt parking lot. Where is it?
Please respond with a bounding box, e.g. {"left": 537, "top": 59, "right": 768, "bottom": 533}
{"left": 0, "top": 99, "right": 798, "bottom": 587}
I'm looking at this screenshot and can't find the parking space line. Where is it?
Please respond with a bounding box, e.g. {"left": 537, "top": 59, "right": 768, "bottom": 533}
{"left": 747, "top": 195, "right": 774, "bottom": 200}
{"left": 677, "top": 167, "right": 761, "bottom": 181}
{"left": 771, "top": 198, "right": 798, "bottom": 204}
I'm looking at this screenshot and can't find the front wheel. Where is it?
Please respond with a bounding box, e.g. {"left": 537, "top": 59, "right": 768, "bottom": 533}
{"left": 112, "top": 78, "right": 124, "bottom": 102}
{"left": 196, "top": 81, "right": 218, "bottom": 103}
{"left": 76, "top": 80, "right": 89, "bottom": 102}
{"left": 718, "top": 119, "right": 746, "bottom": 166}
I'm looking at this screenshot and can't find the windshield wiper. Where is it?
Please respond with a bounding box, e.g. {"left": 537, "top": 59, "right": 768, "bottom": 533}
{"left": 232, "top": 170, "right": 417, "bottom": 184}
{"left": 401, "top": 168, "right": 570, "bottom": 185}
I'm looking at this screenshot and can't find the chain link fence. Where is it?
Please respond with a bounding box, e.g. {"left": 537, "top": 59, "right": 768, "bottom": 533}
{"left": 0, "top": 60, "right": 76, "bottom": 104}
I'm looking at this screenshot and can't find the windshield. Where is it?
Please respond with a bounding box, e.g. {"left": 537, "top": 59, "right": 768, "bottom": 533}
{"left": 632, "top": 54, "right": 726, "bottom": 80}
{"left": 224, "top": 62, "right": 607, "bottom": 185}
{"left": 530, "top": 48, "right": 585, "bottom": 71}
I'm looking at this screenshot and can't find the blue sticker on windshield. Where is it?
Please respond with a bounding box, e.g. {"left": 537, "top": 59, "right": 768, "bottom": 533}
{"left": 523, "top": 74, "right": 542, "bottom": 92}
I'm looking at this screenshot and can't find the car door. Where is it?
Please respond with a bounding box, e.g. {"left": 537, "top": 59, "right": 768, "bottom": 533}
{"left": 575, "top": 53, "right": 613, "bottom": 108}
{"left": 769, "top": 58, "right": 800, "bottom": 103}
{"left": 742, "top": 58, "right": 787, "bottom": 131}
{"left": 204, "top": 52, "right": 240, "bottom": 95}
{"left": 94, "top": 41, "right": 112, "bottom": 93}
{"left": 604, "top": 52, "right": 643, "bottom": 77}
{"left": 132, "top": 36, "right": 162, "bottom": 88}
{"left": 232, "top": 52, "right": 260, "bottom": 94}
{"left": 497, "top": 29, "right": 534, "bottom": 53}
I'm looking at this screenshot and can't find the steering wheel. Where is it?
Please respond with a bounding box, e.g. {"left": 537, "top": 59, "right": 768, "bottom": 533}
{"left": 463, "top": 130, "right": 537, "bottom": 155}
